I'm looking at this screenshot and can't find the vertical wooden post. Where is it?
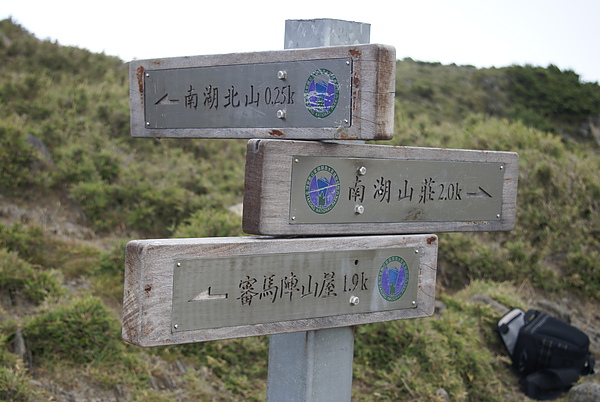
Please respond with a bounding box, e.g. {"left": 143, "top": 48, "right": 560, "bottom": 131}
{"left": 266, "top": 19, "right": 371, "bottom": 402}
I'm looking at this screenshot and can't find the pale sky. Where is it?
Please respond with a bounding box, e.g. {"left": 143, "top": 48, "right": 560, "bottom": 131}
{"left": 2, "top": 0, "right": 599, "bottom": 83}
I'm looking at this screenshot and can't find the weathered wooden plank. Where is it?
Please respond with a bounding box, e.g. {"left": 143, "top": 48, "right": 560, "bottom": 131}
{"left": 121, "top": 234, "right": 438, "bottom": 347}
{"left": 129, "top": 44, "right": 395, "bottom": 140}
{"left": 242, "top": 139, "right": 519, "bottom": 236}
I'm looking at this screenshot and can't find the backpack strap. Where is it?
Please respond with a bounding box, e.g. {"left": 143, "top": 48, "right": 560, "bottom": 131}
{"left": 582, "top": 355, "right": 595, "bottom": 375}
{"left": 521, "top": 368, "right": 581, "bottom": 400}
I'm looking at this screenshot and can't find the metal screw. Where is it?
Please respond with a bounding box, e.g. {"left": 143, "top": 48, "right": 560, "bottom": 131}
{"left": 415, "top": 249, "right": 419, "bottom": 254}
{"left": 291, "top": 216, "right": 296, "bottom": 221}
{"left": 346, "top": 60, "right": 351, "bottom": 65}
{"left": 497, "top": 214, "right": 501, "bottom": 218}
{"left": 500, "top": 165, "right": 504, "bottom": 170}
{"left": 343, "top": 119, "right": 349, "bottom": 124}
{"left": 277, "top": 109, "right": 286, "bottom": 119}
{"left": 357, "top": 166, "right": 367, "bottom": 175}
{"left": 177, "top": 262, "right": 181, "bottom": 267}
{"left": 294, "top": 158, "right": 299, "bottom": 163}
{"left": 146, "top": 122, "right": 150, "bottom": 126}
{"left": 277, "top": 70, "right": 287, "bottom": 80}
{"left": 174, "top": 324, "right": 179, "bottom": 329}
{"left": 146, "top": 73, "right": 149, "bottom": 77}
{"left": 349, "top": 296, "right": 360, "bottom": 306}
{"left": 354, "top": 204, "right": 364, "bottom": 214}
{"left": 412, "top": 301, "right": 416, "bottom": 306}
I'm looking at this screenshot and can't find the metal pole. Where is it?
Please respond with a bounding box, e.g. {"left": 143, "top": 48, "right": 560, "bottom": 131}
{"left": 266, "top": 19, "right": 371, "bottom": 402}
{"left": 267, "top": 327, "right": 355, "bottom": 401}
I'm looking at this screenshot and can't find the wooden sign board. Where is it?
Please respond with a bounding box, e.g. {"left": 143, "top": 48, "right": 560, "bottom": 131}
{"left": 122, "top": 234, "right": 437, "bottom": 347}
{"left": 243, "top": 139, "right": 519, "bottom": 236}
{"left": 129, "top": 44, "right": 395, "bottom": 140}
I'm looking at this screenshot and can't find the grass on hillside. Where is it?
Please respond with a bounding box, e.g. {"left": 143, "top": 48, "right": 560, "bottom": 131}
{"left": 1, "top": 18, "right": 599, "bottom": 400}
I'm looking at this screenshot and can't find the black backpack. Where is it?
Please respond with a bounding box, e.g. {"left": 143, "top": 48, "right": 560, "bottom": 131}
{"left": 498, "top": 308, "right": 595, "bottom": 400}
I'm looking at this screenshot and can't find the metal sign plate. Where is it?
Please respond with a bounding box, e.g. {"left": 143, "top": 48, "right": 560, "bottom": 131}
{"left": 129, "top": 44, "right": 396, "bottom": 140}
{"left": 171, "top": 248, "right": 418, "bottom": 332}
{"left": 145, "top": 58, "right": 352, "bottom": 129}
{"left": 290, "top": 156, "right": 504, "bottom": 224}
{"left": 121, "top": 235, "right": 437, "bottom": 346}
{"left": 242, "top": 140, "right": 519, "bottom": 235}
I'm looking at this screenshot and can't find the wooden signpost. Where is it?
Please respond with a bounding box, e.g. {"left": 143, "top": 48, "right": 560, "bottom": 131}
{"left": 122, "top": 234, "right": 437, "bottom": 346}
{"left": 122, "top": 18, "right": 518, "bottom": 401}
{"left": 243, "top": 139, "right": 518, "bottom": 236}
{"left": 129, "top": 44, "right": 395, "bottom": 140}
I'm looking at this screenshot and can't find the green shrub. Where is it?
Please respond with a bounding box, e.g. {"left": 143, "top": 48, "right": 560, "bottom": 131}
{"left": 0, "top": 248, "right": 64, "bottom": 304}
{"left": 0, "top": 122, "right": 39, "bottom": 191}
{"left": 0, "top": 357, "right": 34, "bottom": 401}
{"left": 565, "top": 246, "right": 600, "bottom": 299}
{"left": 173, "top": 208, "right": 243, "bottom": 238}
{"left": 23, "top": 295, "right": 122, "bottom": 365}
{"left": 54, "top": 144, "right": 100, "bottom": 183}
{"left": 95, "top": 242, "right": 126, "bottom": 276}
{"left": 63, "top": 140, "right": 246, "bottom": 236}
{"left": 0, "top": 222, "right": 102, "bottom": 280}
{"left": 95, "top": 150, "right": 121, "bottom": 183}
{"left": 0, "top": 308, "right": 35, "bottom": 401}
{"left": 54, "top": 145, "right": 121, "bottom": 184}
{"left": 0, "top": 223, "right": 45, "bottom": 261}
{"left": 69, "top": 181, "right": 112, "bottom": 229}
{"left": 90, "top": 242, "right": 127, "bottom": 301}
{"left": 505, "top": 64, "right": 600, "bottom": 135}
{"left": 395, "top": 59, "right": 506, "bottom": 124}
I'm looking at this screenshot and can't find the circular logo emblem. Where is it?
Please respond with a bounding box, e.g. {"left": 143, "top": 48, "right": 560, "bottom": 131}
{"left": 378, "top": 256, "right": 409, "bottom": 302}
{"left": 305, "top": 165, "right": 340, "bottom": 214}
{"left": 304, "top": 69, "right": 339, "bottom": 118}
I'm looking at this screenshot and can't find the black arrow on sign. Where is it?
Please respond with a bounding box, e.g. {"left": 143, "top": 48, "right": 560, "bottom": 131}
{"left": 154, "top": 93, "right": 180, "bottom": 105}
{"left": 466, "top": 187, "right": 493, "bottom": 198}
{"left": 188, "top": 287, "right": 228, "bottom": 302}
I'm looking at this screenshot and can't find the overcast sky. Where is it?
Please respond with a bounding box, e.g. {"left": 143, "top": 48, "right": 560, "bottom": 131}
{"left": 2, "top": 0, "right": 599, "bottom": 83}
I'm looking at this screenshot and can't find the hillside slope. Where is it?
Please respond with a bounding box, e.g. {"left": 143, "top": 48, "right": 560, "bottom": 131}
{"left": 1, "top": 18, "right": 599, "bottom": 401}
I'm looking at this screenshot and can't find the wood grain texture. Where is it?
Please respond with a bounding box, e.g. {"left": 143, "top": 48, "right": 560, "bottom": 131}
{"left": 129, "top": 44, "right": 395, "bottom": 140}
{"left": 121, "top": 234, "right": 438, "bottom": 346}
{"left": 243, "top": 139, "right": 519, "bottom": 236}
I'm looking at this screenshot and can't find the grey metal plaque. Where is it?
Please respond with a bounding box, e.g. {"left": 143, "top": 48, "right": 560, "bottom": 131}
{"left": 144, "top": 58, "right": 352, "bottom": 129}
{"left": 122, "top": 235, "right": 437, "bottom": 346}
{"left": 290, "top": 157, "right": 504, "bottom": 224}
{"left": 171, "top": 248, "right": 418, "bottom": 332}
